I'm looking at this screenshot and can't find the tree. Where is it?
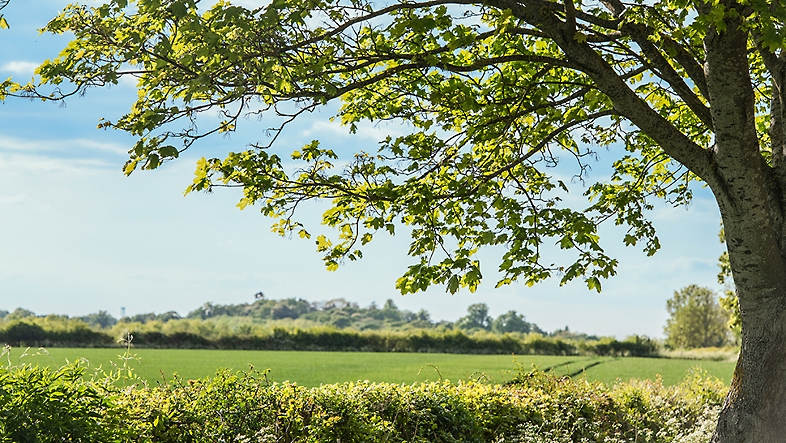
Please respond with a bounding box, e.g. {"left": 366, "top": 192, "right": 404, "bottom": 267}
{"left": 22, "top": 0, "right": 786, "bottom": 439}
{"left": 491, "top": 310, "right": 532, "bottom": 334}
{"left": 455, "top": 303, "right": 492, "bottom": 330}
{"left": 664, "top": 285, "right": 730, "bottom": 349}
{"left": 77, "top": 310, "right": 118, "bottom": 329}
{"left": 6, "top": 308, "right": 35, "bottom": 321}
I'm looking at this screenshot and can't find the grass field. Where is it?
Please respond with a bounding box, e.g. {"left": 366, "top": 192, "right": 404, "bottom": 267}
{"left": 3, "top": 347, "right": 736, "bottom": 387}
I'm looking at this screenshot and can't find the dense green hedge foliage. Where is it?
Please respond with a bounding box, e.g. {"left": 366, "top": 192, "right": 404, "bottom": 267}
{"left": 0, "top": 358, "right": 725, "bottom": 443}
{"left": 0, "top": 320, "right": 113, "bottom": 348}
{"left": 0, "top": 318, "right": 658, "bottom": 356}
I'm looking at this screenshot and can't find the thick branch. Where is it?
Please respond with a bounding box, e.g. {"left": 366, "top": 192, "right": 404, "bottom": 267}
{"left": 623, "top": 24, "right": 713, "bottom": 129}
{"left": 484, "top": 0, "right": 716, "bottom": 185}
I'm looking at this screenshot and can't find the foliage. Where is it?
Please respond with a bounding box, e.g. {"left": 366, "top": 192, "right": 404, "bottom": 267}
{"left": 492, "top": 310, "right": 537, "bottom": 334}
{"left": 0, "top": 317, "right": 113, "bottom": 348}
{"left": 716, "top": 228, "right": 741, "bottom": 343}
{"left": 5, "top": 308, "right": 35, "bottom": 321}
{"left": 0, "top": 313, "right": 658, "bottom": 356}
{"left": 718, "top": 291, "right": 741, "bottom": 343}
{"left": 1, "top": 296, "right": 550, "bottom": 338}
{"left": 25, "top": 0, "right": 732, "bottom": 296}
{"left": 455, "top": 303, "right": 493, "bottom": 331}
{"left": 0, "top": 353, "right": 727, "bottom": 443}
{"left": 0, "top": 349, "right": 127, "bottom": 442}
{"left": 78, "top": 310, "right": 119, "bottom": 329}
{"left": 664, "top": 286, "right": 730, "bottom": 349}
{"left": 0, "top": 1, "right": 8, "bottom": 31}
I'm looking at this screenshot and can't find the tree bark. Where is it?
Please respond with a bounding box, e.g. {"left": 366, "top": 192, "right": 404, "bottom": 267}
{"left": 702, "top": 8, "right": 786, "bottom": 441}
{"left": 712, "top": 174, "right": 786, "bottom": 441}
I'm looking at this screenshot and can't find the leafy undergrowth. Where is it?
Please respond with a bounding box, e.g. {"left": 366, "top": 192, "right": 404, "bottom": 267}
{"left": 0, "top": 350, "right": 726, "bottom": 443}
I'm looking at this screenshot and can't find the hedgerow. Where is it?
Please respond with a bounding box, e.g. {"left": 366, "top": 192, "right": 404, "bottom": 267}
{"left": 0, "top": 350, "right": 725, "bottom": 443}
{"left": 0, "top": 317, "right": 658, "bottom": 356}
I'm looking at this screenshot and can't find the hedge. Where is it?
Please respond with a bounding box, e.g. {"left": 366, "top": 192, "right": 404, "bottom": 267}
{"left": 0, "top": 320, "right": 658, "bottom": 356}
{"left": 0, "top": 359, "right": 725, "bottom": 443}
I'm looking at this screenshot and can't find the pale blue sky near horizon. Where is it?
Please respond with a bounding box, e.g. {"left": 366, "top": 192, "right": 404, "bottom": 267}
{"left": 0, "top": 1, "right": 726, "bottom": 338}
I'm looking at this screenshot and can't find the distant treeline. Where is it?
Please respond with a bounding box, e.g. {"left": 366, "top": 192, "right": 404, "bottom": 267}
{"left": 0, "top": 297, "right": 647, "bottom": 355}
{"left": 1, "top": 297, "right": 597, "bottom": 339}
{"left": 0, "top": 319, "right": 657, "bottom": 357}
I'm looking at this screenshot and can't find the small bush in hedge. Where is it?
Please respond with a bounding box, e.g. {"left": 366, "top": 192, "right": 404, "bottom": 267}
{"left": 0, "top": 356, "right": 127, "bottom": 442}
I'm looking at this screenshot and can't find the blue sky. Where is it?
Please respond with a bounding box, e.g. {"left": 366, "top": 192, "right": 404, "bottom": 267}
{"left": 0, "top": 1, "right": 726, "bottom": 338}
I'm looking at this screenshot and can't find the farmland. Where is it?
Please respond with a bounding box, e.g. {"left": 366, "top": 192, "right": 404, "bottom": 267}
{"left": 6, "top": 347, "right": 736, "bottom": 387}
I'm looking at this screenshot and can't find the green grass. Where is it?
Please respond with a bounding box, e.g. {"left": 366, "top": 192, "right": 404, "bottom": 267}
{"left": 4, "top": 348, "right": 736, "bottom": 387}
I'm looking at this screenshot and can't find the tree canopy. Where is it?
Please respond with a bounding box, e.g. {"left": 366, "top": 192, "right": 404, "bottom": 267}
{"left": 23, "top": 0, "right": 727, "bottom": 295}
{"left": 17, "top": 0, "right": 786, "bottom": 439}
{"left": 664, "top": 285, "right": 731, "bottom": 349}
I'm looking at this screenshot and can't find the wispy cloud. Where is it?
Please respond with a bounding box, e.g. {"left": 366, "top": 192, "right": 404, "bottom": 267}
{"left": 0, "top": 135, "right": 129, "bottom": 156}
{"left": 0, "top": 152, "right": 116, "bottom": 173}
{"left": 0, "top": 61, "right": 40, "bottom": 76}
{"left": 0, "top": 136, "right": 129, "bottom": 174}
{"left": 0, "top": 194, "right": 25, "bottom": 204}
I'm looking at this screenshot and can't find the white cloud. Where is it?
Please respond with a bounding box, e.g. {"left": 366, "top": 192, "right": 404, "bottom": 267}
{"left": 0, "top": 194, "right": 25, "bottom": 204}
{"left": 0, "top": 61, "right": 40, "bottom": 76}
{"left": 0, "top": 135, "right": 128, "bottom": 155}
{"left": 0, "top": 152, "right": 115, "bottom": 174}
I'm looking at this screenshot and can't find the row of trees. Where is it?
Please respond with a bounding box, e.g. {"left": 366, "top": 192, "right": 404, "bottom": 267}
{"left": 4, "top": 288, "right": 736, "bottom": 349}
{"left": 0, "top": 316, "right": 656, "bottom": 356}
{"left": 0, "top": 298, "right": 545, "bottom": 335}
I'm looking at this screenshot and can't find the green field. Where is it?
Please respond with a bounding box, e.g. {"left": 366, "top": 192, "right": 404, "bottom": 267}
{"left": 4, "top": 347, "right": 736, "bottom": 387}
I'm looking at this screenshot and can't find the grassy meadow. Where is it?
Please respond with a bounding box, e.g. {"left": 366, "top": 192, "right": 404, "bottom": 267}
{"left": 5, "top": 347, "right": 736, "bottom": 387}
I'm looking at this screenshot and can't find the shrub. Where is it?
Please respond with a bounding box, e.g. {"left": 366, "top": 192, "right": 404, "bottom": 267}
{"left": 0, "top": 351, "right": 726, "bottom": 443}
{"left": 0, "top": 358, "right": 127, "bottom": 442}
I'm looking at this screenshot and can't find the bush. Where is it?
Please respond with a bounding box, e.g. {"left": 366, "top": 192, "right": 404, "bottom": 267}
{"left": 0, "top": 347, "right": 727, "bottom": 443}
{"left": 0, "top": 358, "right": 127, "bottom": 442}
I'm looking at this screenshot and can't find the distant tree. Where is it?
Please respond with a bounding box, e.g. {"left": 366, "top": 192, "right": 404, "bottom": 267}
{"left": 716, "top": 228, "right": 742, "bottom": 344}
{"left": 415, "top": 309, "right": 431, "bottom": 323}
{"left": 6, "top": 308, "right": 35, "bottom": 321}
{"left": 380, "top": 299, "right": 403, "bottom": 322}
{"left": 155, "top": 311, "right": 181, "bottom": 322}
{"left": 719, "top": 290, "right": 742, "bottom": 344}
{"left": 491, "top": 311, "right": 531, "bottom": 334}
{"left": 0, "top": 310, "right": 8, "bottom": 320}
{"left": 456, "top": 303, "right": 492, "bottom": 331}
{"left": 665, "top": 285, "right": 730, "bottom": 349}
{"left": 77, "top": 310, "right": 117, "bottom": 329}
{"left": 321, "top": 298, "right": 357, "bottom": 311}
{"left": 271, "top": 302, "right": 299, "bottom": 320}
{"left": 188, "top": 302, "right": 250, "bottom": 319}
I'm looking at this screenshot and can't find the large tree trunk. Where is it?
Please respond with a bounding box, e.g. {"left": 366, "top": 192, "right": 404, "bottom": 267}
{"left": 709, "top": 150, "right": 786, "bottom": 442}
{"left": 700, "top": 7, "right": 786, "bottom": 441}
{"left": 712, "top": 309, "right": 786, "bottom": 441}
